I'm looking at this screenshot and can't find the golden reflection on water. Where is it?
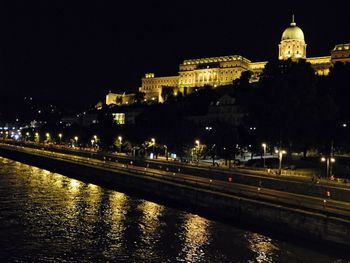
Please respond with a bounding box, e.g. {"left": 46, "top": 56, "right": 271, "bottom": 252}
{"left": 182, "top": 214, "right": 210, "bottom": 262}
{"left": 109, "top": 191, "right": 128, "bottom": 228}
{"left": 86, "top": 183, "right": 102, "bottom": 211}
{"left": 100, "top": 191, "right": 129, "bottom": 256}
{"left": 245, "top": 232, "right": 279, "bottom": 263}
{"left": 69, "top": 179, "right": 82, "bottom": 193}
{"left": 63, "top": 178, "right": 83, "bottom": 215}
{"left": 139, "top": 201, "right": 164, "bottom": 236}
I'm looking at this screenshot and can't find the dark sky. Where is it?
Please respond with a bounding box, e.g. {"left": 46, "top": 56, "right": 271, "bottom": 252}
{"left": 1, "top": 0, "right": 349, "bottom": 108}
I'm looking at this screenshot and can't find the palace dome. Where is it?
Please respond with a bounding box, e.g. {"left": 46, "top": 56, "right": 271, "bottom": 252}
{"left": 281, "top": 17, "right": 304, "bottom": 41}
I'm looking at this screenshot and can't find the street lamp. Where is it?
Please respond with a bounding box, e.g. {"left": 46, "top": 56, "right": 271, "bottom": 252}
{"left": 74, "top": 136, "right": 78, "bottom": 147}
{"left": 118, "top": 136, "right": 122, "bottom": 153}
{"left": 275, "top": 149, "right": 286, "bottom": 175}
{"left": 195, "top": 140, "right": 200, "bottom": 162}
{"left": 58, "top": 133, "right": 62, "bottom": 143}
{"left": 164, "top": 145, "right": 168, "bottom": 160}
{"left": 151, "top": 138, "right": 155, "bottom": 153}
{"left": 321, "top": 157, "right": 335, "bottom": 178}
{"left": 262, "top": 143, "right": 267, "bottom": 168}
{"left": 46, "top": 133, "right": 50, "bottom": 143}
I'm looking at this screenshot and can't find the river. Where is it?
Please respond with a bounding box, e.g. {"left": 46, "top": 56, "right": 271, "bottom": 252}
{"left": 0, "top": 157, "right": 347, "bottom": 262}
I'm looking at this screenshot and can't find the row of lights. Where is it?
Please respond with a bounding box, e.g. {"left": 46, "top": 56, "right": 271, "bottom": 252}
{"left": 1, "top": 131, "right": 337, "bottom": 177}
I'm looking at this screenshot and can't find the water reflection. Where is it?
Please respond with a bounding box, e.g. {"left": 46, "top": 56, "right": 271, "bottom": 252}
{"left": 180, "top": 214, "right": 211, "bottom": 262}
{"left": 245, "top": 232, "right": 279, "bottom": 263}
{"left": 0, "top": 157, "right": 344, "bottom": 262}
{"left": 139, "top": 201, "right": 164, "bottom": 236}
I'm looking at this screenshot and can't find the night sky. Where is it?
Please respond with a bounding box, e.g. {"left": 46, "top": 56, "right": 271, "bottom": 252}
{"left": 1, "top": 0, "right": 349, "bottom": 108}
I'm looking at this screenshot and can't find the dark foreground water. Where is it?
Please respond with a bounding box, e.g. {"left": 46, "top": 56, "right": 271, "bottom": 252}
{"left": 0, "top": 157, "right": 347, "bottom": 262}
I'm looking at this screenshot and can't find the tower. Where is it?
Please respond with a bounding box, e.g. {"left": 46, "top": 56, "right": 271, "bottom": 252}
{"left": 278, "top": 15, "right": 307, "bottom": 60}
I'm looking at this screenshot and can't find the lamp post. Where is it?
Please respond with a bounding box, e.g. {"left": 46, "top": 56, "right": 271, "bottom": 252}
{"left": 118, "top": 136, "right": 122, "bottom": 153}
{"left": 151, "top": 138, "right": 155, "bottom": 154}
{"left": 46, "top": 133, "right": 50, "bottom": 143}
{"left": 74, "top": 136, "right": 78, "bottom": 147}
{"left": 58, "top": 133, "right": 62, "bottom": 144}
{"left": 164, "top": 145, "right": 168, "bottom": 160}
{"left": 195, "top": 140, "right": 200, "bottom": 162}
{"left": 93, "top": 135, "right": 98, "bottom": 149}
{"left": 262, "top": 143, "right": 267, "bottom": 168}
{"left": 275, "top": 149, "right": 286, "bottom": 175}
{"left": 321, "top": 157, "right": 335, "bottom": 178}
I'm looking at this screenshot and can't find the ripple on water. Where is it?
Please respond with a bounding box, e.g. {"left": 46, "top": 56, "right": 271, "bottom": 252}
{"left": 0, "top": 157, "right": 346, "bottom": 262}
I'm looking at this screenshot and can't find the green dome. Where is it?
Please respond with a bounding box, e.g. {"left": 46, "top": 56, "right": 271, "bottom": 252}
{"left": 281, "top": 17, "right": 305, "bottom": 41}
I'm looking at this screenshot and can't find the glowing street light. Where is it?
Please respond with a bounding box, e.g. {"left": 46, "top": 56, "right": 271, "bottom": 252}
{"left": 151, "top": 138, "right": 156, "bottom": 153}
{"left": 275, "top": 149, "right": 286, "bottom": 175}
{"left": 195, "top": 139, "right": 200, "bottom": 162}
{"left": 46, "top": 133, "right": 50, "bottom": 142}
{"left": 74, "top": 136, "right": 78, "bottom": 146}
{"left": 118, "top": 136, "right": 122, "bottom": 153}
{"left": 262, "top": 143, "right": 267, "bottom": 168}
{"left": 321, "top": 157, "right": 335, "bottom": 178}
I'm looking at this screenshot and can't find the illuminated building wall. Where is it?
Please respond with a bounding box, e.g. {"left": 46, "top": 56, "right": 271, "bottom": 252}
{"left": 140, "top": 56, "right": 267, "bottom": 101}
{"left": 306, "top": 56, "right": 331, "bottom": 76}
{"left": 331, "top": 43, "right": 350, "bottom": 63}
{"left": 178, "top": 55, "right": 255, "bottom": 91}
{"left": 139, "top": 17, "right": 349, "bottom": 102}
{"left": 140, "top": 74, "right": 179, "bottom": 102}
{"left": 278, "top": 16, "right": 307, "bottom": 60}
{"left": 106, "top": 92, "right": 136, "bottom": 106}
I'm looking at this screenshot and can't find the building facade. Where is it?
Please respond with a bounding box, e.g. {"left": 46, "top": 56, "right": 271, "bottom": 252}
{"left": 106, "top": 92, "right": 136, "bottom": 106}
{"left": 139, "top": 17, "right": 349, "bottom": 102}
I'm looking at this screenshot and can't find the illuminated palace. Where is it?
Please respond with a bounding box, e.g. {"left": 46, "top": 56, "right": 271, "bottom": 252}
{"left": 137, "top": 16, "right": 350, "bottom": 102}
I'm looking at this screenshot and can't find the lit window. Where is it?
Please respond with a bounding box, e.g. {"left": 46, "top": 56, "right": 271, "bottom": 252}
{"left": 112, "top": 113, "right": 125, "bottom": 125}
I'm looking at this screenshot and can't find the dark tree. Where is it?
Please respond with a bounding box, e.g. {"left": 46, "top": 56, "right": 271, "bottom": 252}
{"left": 249, "top": 59, "right": 337, "bottom": 156}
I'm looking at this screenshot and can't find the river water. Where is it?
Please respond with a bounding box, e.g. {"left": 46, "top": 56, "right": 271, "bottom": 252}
{"left": 0, "top": 157, "right": 347, "bottom": 262}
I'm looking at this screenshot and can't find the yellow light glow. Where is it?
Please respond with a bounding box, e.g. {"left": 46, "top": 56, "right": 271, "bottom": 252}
{"left": 245, "top": 233, "right": 277, "bottom": 262}
{"left": 183, "top": 214, "right": 210, "bottom": 262}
